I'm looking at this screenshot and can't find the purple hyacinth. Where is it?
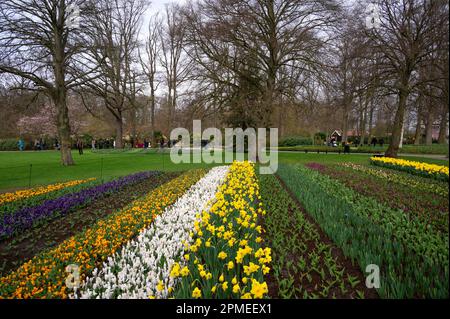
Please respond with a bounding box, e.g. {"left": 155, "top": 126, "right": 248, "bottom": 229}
{"left": 0, "top": 171, "right": 160, "bottom": 239}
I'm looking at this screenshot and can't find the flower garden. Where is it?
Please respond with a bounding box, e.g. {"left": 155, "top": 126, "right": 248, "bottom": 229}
{"left": 0, "top": 158, "right": 448, "bottom": 299}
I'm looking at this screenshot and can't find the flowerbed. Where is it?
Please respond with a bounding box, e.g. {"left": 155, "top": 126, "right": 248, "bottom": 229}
{"left": 0, "top": 169, "right": 206, "bottom": 299}
{"left": 0, "top": 179, "right": 101, "bottom": 218}
{"left": 0, "top": 172, "right": 178, "bottom": 277}
{"left": 170, "top": 161, "right": 271, "bottom": 299}
{"left": 278, "top": 164, "right": 449, "bottom": 298}
{"left": 370, "top": 157, "right": 449, "bottom": 181}
{"left": 0, "top": 178, "right": 96, "bottom": 206}
{"left": 78, "top": 166, "right": 229, "bottom": 299}
{"left": 0, "top": 171, "right": 160, "bottom": 240}
{"left": 310, "top": 163, "right": 449, "bottom": 234}
{"left": 258, "top": 174, "right": 375, "bottom": 299}
{"left": 340, "top": 162, "right": 448, "bottom": 197}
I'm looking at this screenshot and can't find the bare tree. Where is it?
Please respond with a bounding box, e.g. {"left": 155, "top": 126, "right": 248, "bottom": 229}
{"left": 140, "top": 14, "right": 161, "bottom": 147}
{"left": 0, "top": 0, "right": 91, "bottom": 165}
{"left": 160, "top": 3, "right": 190, "bottom": 135}
{"left": 183, "top": 0, "right": 340, "bottom": 128}
{"left": 367, "top": 0, "right": 448, "bottom": 157}
{"left": 80, "top": 0, "right": 148, "bottom": 148}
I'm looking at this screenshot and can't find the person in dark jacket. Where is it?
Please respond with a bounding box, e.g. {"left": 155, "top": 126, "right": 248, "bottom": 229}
{"left": 371, "top": 137, "right": 378, "bottom": 147}
{"left": 76, "top": 139, "right": 84, "bottom": 155}
{"left": 343, "top": 141, "right": 351, "bottom": 154}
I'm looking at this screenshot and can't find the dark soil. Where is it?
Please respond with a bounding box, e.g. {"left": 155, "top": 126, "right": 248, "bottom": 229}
{"left": 260, "top": 174, "right": 378, "bottom": 299}
{"left": 0, "top": 172, "right": 179, "bottom": 276}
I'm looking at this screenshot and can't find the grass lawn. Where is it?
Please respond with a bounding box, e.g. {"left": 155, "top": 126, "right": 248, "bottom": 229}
{"left": 0, "top": 150, "right": 211, "bottom": 191}
{"left": 0, "top": 149, "right": 448, "bottom": 191}
{"left": 277, "top": 143, "right": 450, "bottom": 155}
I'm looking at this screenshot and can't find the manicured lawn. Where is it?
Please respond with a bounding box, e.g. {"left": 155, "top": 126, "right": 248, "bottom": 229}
{"left": 277, "top": 144, "right": 450, "bottom": 155}
{"left": 0, "top": 149, "right": 448, "bottom": 191}
{"left": 0, "top": 150, "right": 211, "bottom": 191}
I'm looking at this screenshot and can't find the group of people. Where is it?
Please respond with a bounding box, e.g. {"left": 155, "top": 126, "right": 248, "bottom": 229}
{"left": 370, "top": 137, "right": 385, "bottom": 147}
{"left": 328, "top": 137, "right": 338, "bottom": 147}
{"left": 33, "top": 138, "right": 46, "bottom": 151}
{"left": 327, "top": 136, "right": 385, "bottom": 148}
{"left": 16, "top": 138, "right": 59, "bottom": 151}
{"left": 17, "top": 136, "right": 169, "bottom": 153}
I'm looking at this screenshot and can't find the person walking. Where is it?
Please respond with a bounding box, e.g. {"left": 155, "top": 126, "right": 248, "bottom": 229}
{"left": 18, "top": 138, "right": 25, "bottom": 151}
{"left": 371, "top": 137, "right": 378, "bottom": 147}
{"left": 76, "top": 139, "right": 84, "bottom": 155}
{"left": 343, "top": 141, "right": 351, "bottom": 154}
{"left": 91, "top": 139, "right": 96, "bottom": 151}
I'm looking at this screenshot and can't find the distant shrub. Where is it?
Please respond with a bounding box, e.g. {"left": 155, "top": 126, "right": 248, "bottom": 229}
{"left": 279, "top": 136, "right": 313, "bottom": 147}
{"left": 0, "top": 138, "right": 57, "bottom": 151}
{"left": 0, "top": 139, "right": 20, "bottom": 151}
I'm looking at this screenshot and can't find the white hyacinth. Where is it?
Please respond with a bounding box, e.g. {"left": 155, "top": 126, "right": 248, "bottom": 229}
{"left": 75, "top": 166, "right": 229, "bottom": 299}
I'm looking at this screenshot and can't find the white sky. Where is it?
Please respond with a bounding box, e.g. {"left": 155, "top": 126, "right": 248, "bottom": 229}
{"left": 142, "top": 0, "right": 186, "bottom": 34}
{"left": 139, "top": 0, "right": 187, "bottom": 96}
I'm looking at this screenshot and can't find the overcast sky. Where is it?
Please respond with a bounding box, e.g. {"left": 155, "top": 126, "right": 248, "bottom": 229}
{"left": 144, "top": 0, "right": 186, "bottom": 21}
{"left": 140, "top": 0, "right": 185, "bottom": 39}
{"left": 148, "top": 0, "right": 185, "bottom": 13}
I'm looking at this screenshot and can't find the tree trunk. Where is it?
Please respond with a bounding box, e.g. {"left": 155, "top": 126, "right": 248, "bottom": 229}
{"left": 172, "top": 80, "right": 177, "bottom": 133}
{"left": 264, "top": 2, "right": 277, "bottom": 129}
{"left": 425, "top": 109, "right": 433, "bottom": 145}
{"left": 414, "top": 111, "right": 422, "bottom": 145}
{"left": 53, "top": 21, "right": 74, "bottom": 166}
{"left": 167, "top": 90, "right": 173, "bottom": 136}
{"left": 359, "top": 97, "right": 366, "bottom": 147}
{"left": 342, "top": 100, "right": 349, "bottom": 143}
{"left": 385, "top": 89, "right": 408, "bottom": 157}
{"left": 55, "top": 93, "right": 75, "bottom": 166}
{"left": 150, "top": 93, "right": 156, "bottom": 148}
{"left": 399, "top": 118, "right": 405, "bottom": 148}
{"left": 115, "top": 116, "right": 124, "bottom": 149}
{"left": 368, "top": 100, "right": 374, "bottom": 145}
{"left": 277, "top": 93, "right": 283, "bottom": 137}
{"left": 130, "top": 108, "right": 137, "bottom": 148}
{"left": 438, "top": 105, "right": 448, "bottom": 144}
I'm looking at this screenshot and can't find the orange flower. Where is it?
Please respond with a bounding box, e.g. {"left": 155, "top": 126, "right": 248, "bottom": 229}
{"left": 0, "top": 170, "right": 205, "bottom": 299}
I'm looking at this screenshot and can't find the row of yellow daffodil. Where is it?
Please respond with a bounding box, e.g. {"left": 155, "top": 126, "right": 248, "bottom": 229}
{"left": 0, "top": 178, "right": 97, "bottom": 206}
{"left": 0, "top": 169, "right": 206, "bottom": 299}
{"left": 167, "top": 161, "right": 271, "bottom": 299}
{"left": 370, "top": 156, "right": 449, "bottom": 181}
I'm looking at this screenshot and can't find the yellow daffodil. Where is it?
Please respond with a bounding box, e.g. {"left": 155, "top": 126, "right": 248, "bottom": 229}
{"left": 218, "top": 251, "right": 227, "bottom": 260}
{"left": 192, "top": 287, "right": 201, "bottom": 299}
